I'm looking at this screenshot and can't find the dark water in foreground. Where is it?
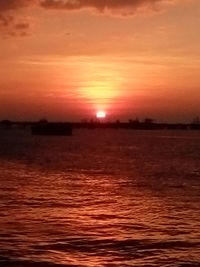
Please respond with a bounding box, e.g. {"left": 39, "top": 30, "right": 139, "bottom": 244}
{"left": 0, "top": 129, "right": 199, "bottom": 267}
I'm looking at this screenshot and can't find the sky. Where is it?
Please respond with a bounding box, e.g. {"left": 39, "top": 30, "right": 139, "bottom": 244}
{"left": 0, "top": 0, "right": 200, "bottom": 122}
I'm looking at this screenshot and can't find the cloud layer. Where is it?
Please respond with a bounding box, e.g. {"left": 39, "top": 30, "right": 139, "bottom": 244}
{"left": 0, "top": 0, "right": 32, "bottom": 37}
{"left": 0, "top": 0, "right": 170, "bottom": 14}
{"left": 0, "top": 0, "right": 178, "bottom": 37}
{"left": 0, "top": 0, "right": 31, "bottom": 12}
{"left": 40, "top": 0, "right": 164, "bottom": 12}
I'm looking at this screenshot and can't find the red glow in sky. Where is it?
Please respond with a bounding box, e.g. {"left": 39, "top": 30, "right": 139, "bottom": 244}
{"left": 0, "top": 0, "right": 200, "bottom": 122}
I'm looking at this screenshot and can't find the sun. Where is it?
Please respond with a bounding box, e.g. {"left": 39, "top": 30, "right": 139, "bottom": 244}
{"left": 96, "top": 111, "right": 106, "bottom": 119}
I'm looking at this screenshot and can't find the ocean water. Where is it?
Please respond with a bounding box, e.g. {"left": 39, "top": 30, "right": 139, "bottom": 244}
{"left": 0, "top": 128, "right": 199, "bottom": 267}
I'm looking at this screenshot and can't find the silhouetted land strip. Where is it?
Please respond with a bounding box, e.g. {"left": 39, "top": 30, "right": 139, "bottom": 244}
{"left": 1, "top": 120, "right": 200, "bottom": 131}
{"left": 71, "top": 121, "right": 200, "bottom": 130}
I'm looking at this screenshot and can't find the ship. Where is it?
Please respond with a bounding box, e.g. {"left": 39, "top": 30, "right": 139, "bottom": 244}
{"left": 31, "top": 122, "right": 72, "bottom": 136}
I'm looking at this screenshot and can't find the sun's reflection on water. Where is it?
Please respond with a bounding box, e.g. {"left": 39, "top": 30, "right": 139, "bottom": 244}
{"left": 0, "top": 130, "right": 200, "bottom": 266}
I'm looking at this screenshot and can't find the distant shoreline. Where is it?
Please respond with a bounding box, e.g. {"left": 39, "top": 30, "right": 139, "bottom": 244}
{"left": 1, "top": 120, "right": 200, "bottom": 130}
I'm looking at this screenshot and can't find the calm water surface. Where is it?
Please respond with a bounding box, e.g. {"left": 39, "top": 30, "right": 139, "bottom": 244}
{"left": 0, "top": 129, "right": 199, "bottom": 267}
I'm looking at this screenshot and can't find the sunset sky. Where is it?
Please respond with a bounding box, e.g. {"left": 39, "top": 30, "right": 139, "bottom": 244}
{"left": 0, "top": 0, "right": 200, "bottom": 122}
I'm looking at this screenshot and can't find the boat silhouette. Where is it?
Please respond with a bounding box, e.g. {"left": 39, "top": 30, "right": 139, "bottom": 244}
{"left": 31, "top": 122, "right": 72, "bottom": 136}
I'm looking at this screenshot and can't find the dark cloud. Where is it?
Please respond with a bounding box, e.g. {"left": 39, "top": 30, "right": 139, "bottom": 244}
{"left": 0, "top": 15, "right": 30, "bottom": 37}
{"left": 0, "top": 18, "right": 30, "bottom": 38}
{"left": 0, "top": 0, "right": 30, "bottom": 11}
{"left": 0, "top": 0, "right": 32, "bottom": 37}
{"left": 15, "top": 22, "right": 29, "bottom": 30}
{"left": 0, "top": 0, "right": 180, "bottom": 37}
{"left": 40, "top": 0, "right": 166, "bottom": 13}
{"left": 0, "top": 14, "right": 14, "bottom": 27}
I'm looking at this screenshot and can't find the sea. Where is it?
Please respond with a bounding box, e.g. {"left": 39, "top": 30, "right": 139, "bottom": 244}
{"left": 0, "top": 128, "right": 199, "bottom": 267}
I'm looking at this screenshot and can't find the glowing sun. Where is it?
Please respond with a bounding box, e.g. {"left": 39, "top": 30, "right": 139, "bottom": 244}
{"left": 96, "top": 111, "right": 106, "bottom": 119}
